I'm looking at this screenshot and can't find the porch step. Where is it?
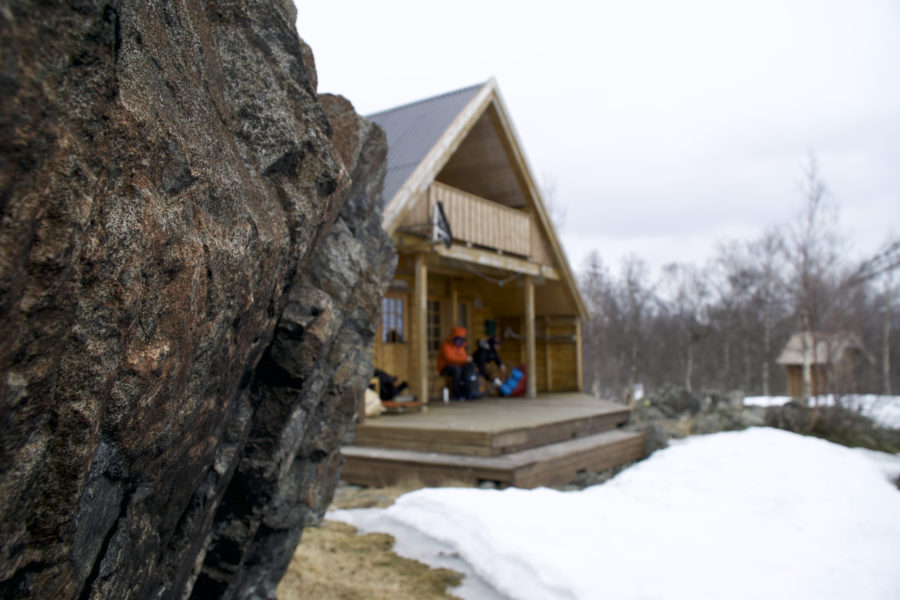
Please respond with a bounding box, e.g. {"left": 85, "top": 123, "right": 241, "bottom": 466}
{"left": 341, "top": 429, "right": 645, "bottom": 489}
{"left": 355, "top": 398, "right": 632, "bottom": 457}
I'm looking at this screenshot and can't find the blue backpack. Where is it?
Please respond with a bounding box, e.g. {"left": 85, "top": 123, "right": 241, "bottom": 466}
{"left": 500, "top": 368, "right": 524, "bottom": 396}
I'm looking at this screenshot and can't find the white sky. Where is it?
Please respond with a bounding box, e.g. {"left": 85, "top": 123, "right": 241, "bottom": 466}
{"left": 295, "top": 0, "right": 900, "bottom": 278}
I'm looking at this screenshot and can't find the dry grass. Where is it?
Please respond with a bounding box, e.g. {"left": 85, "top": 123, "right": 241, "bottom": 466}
{"left": 276, "top": 478, "right": 471, "bottom": 600}
{"left": 275, "top": 521, "right": 462, "bottom": 600}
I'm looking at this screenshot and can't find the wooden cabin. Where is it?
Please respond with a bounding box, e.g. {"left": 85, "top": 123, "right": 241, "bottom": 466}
{"left": 369, "top": 78, "right": 587, "bottom": 404}
{"left": 776, "top": 331, "right": 871, "bottom": 397}
{"left": 341, "top": 80, "right": 644, "bottom": 489}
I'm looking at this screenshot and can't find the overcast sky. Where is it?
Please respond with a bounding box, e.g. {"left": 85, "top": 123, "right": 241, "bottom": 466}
{"left": 295, "top": 0, "right": 900, "bottom": 279}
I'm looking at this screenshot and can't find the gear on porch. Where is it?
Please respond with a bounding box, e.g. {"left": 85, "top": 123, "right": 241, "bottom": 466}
{"left": 371, "top": 368, "right": 410, "bottom": 401}
{"left": 363, "top": 388, "right": 385, "bottom": 418}
{"left": 499, "top": 365, "right": 527, "bottom": 397}
{"left": 369, "top": 368, "right": 420, "bottom": 415}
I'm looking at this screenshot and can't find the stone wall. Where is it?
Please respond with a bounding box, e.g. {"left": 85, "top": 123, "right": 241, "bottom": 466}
{"left": 0, "top": 2, "right": 394, "bottom": 598}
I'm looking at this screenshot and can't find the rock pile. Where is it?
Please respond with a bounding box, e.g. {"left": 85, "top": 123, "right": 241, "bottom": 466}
{"left": 764, "top": 401, "right": 900, "bottom": 454}
{"left": 626, "top": 386, "right": 900, "bottom": 458}
{"left": 0, "top": 2, "right": 394, "bottom": 598}
{"left": 625, "top": 387, "right": 766, "bottom": 456}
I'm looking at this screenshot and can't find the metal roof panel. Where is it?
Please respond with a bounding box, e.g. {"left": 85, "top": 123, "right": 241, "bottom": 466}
{"left": 367, "top": 83, "right": 484, "bottom": 203}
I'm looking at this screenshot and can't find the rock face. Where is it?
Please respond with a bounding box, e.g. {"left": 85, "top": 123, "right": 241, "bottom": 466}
{"left": 0, "top": 2, "right": 394, "bottom": 599}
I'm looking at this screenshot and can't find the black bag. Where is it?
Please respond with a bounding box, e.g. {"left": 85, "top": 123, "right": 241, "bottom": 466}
{"left": 373, "top": 368, "right": 408, "bottom": 401}
{"left": 461, "top": 362, "right": 482, "bottom": 399}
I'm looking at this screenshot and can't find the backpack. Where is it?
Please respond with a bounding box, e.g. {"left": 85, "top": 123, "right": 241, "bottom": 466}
{"left": 500, "top": 365, "right": 527, "bottom": 397}
{"left": 461, "top": 362, "right": 482, "bottom": 399}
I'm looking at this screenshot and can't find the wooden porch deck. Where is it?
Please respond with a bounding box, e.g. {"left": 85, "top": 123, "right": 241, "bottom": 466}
{"left": 342, "top": 393, "right": 644, "bottom": 488}
{"left": 356, "top": 394, "right": 631, "bottom": 457}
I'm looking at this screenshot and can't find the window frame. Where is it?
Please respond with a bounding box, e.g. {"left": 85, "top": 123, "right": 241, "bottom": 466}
{"left": 427, "top": 298, "right": 442, "bottom": 352}
{"left": 381, "top": 294, "right": 406, "bottom": 344}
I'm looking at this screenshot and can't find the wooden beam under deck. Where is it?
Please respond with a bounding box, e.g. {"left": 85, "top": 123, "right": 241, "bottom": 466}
{"left": 398, "top": 241, "right": 560, "bottom": 280}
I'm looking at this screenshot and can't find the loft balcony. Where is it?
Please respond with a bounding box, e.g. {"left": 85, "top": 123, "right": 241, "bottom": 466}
{"left": 397, "top": 181, "right": 553, "bottom": 264}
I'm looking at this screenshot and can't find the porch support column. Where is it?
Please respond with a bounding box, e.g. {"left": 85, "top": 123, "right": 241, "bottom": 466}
{"left": 575, "top": 318, "right": 584, "bottom": 392}
{"left": 413, "top": 253, "right": 429, "bottom": 403}
{"left": 449, "top": 281, "right": 458, "bottom": 329}
{"left": 524, "top": 275, "right": 537, "bottom": 398}
{"left": 544, "top": 316, "right": 552, "bottom": 392}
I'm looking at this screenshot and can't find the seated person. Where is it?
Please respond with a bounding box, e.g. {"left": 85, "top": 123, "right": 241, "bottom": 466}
{"left": 473, "top": 335, "right": 506, "bottom": 383}
{"left": 436, "top": 326, "right": 481, "bottom": 400}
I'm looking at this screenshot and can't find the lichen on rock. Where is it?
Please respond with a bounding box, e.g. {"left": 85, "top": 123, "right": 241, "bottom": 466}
{"left": 0, "top": 2, "right": 394, "bottom": 599}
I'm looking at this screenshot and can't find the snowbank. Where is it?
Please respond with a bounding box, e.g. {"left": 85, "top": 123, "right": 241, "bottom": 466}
{"left": 331, "top": 428, "right": 900, "bottom": 600}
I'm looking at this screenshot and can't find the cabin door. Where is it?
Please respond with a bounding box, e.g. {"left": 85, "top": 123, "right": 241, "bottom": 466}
{"left": 375, "top": 291, "right": 409, "bottom": 386}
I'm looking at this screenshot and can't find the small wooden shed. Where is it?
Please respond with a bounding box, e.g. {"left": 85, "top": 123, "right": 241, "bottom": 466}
{"left": 776, "top": 331, "right": 870, "bottom": 397}
{"left": 369, "top": 79, "right": 588, "bottom": 404}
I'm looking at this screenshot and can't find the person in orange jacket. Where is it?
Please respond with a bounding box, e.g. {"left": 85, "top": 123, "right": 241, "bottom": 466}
{"left": 437, "top": 326, "right": 481, "bottom": 400}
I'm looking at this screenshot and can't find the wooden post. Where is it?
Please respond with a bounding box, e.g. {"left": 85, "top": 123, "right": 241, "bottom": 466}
{"left": 544, "top": 316, "right": 552, "bottom": 392}
{"left": 450, "top": 281, "right": 458, "bottom": 329}
{"left": 413, "top": 253, "right": 429, "bottom": 403}
{"left": 575, "top": 318, "right": 584, "bottom": 392}
{"left": 524, "top": 276, "right": 537, "bottom": 398}
{"left": 518, "top": 317, "right": 525, "bottom": 365}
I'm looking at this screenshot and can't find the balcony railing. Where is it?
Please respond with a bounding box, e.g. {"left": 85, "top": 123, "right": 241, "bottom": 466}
{"left": 426, "top": 182, "right": 532, "bottom": 257}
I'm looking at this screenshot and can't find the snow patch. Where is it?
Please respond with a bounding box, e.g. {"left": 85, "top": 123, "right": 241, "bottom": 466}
{"left": 331, "top": 428, "right": 900, "bottom": 600}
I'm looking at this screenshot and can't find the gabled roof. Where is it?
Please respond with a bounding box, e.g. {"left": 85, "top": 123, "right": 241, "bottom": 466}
{"left": 367, "top": 79, "right": 588, "bottom": 320}
{"left": 368, "top": 83, "right": 482, "bottom": 208}
{"left": 776, "top": 331, "right": 868, "bottom": 366}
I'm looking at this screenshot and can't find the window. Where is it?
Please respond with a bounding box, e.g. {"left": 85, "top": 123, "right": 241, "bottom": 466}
{"left": 427, "top": 299, "right": 442, "bottom": 351}
{"left": 382, "top": 296, "right": 404, "bottom": 343}
{"left": 457, "top": 302, "right": 468, "bottom": 329}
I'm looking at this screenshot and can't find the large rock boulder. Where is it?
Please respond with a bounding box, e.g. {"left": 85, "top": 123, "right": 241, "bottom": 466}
{"left": 0, "top": 2, "right": 394, "bottom": 598}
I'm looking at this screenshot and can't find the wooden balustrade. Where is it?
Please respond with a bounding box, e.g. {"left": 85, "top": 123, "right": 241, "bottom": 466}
{"left": 428, "top": 182, "right": 532, "bottom": 257}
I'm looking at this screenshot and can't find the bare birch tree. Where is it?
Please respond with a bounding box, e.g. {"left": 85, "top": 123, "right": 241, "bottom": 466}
{"left": 748, "top": 230, "right": 786, "bottom": 396}
{"left": 662, "top": 263, "right": 710, "bottom": 392}
{"left": 575, "top": 156, "right": 893, "bottom": 399}
{"left": 620, "top": 255, "right": 654, "bottom": 389}
{"left": 786, "top": 152, "right": 841, "bottom": 400}
{"left": 883, "top": 273, "right": 893, "bottom": 395}
{"left": 850, "top": 238, "right": 900, "bottom": 394}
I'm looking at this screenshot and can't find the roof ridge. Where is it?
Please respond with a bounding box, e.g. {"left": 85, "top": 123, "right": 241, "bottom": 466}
{"left": 365, "top": 81, "right": 486, "bottom": 119}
